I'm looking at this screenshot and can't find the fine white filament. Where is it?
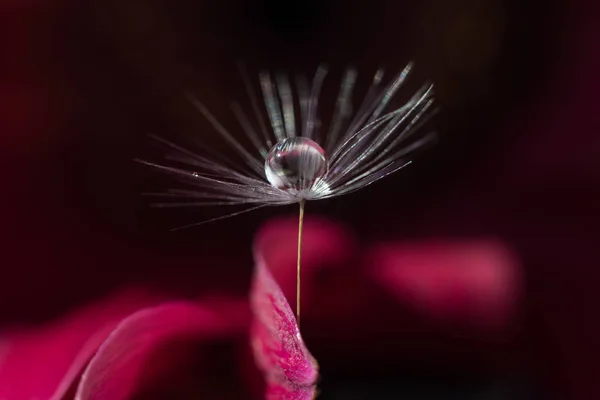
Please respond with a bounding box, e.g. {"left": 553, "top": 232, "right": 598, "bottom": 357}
{"left": 136, "top": 63, "right": 436, "bottom": 228}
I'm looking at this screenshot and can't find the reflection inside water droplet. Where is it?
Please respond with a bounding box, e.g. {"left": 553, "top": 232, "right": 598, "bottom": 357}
{"left": 265, "top": 137, "right": 328, "bottom": 193}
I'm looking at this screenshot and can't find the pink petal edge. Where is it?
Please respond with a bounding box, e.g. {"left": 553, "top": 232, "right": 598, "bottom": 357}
{"left": 75, "top": 300, "right": 249, "bottom": 400}
{"left": 250, "top": 255, "right": 318, "bottom": 400}
{"left": 0, "top": 288, "right": 161, "bottom": 400}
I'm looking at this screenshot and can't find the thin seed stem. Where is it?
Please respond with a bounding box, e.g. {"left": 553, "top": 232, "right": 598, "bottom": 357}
{"left": 297, "top": 200, "right": 305, "bottom": 327}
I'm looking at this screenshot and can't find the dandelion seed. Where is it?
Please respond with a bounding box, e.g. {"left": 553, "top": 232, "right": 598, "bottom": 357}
{"left": 137, "top": 63, "right": 437, "bottom": 325}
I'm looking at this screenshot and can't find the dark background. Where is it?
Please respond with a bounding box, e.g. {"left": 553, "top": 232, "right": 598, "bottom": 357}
{"left": 1, "top": 0, "right": 598, "bottom": 398}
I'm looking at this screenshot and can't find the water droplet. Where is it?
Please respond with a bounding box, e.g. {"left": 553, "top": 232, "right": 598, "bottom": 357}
{"left": 265, "top": 137, "right": 328, "bottom": 193}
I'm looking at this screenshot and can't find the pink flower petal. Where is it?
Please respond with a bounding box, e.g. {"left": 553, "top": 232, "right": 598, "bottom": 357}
{"left": 250, "top": 256, "right": 318, "bottom": 400}
{"left": 370, "top": 240, "right": 521, "bottom": 328}
{"left": 76, "top": 300, "right": 249, "bottom": 400}
{"left": 0, "top": 288, "right": 160, "bottom": 400}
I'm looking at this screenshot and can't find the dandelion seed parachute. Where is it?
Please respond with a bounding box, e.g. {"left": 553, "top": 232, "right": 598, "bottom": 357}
{"left": 136, "top": 62, "right": 436, "bottom": 225}
{"left": 137, "top": 63, "right": 437, "bottom": 327}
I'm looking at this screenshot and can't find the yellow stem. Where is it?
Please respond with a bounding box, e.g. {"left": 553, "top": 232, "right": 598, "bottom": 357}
{"left": 297, "top": 200, "right": 305, "bottom": 327}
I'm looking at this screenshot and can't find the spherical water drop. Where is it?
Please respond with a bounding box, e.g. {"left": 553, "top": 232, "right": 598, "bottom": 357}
{"left": 265, "top": 137, "right": 328, "bottom": 192}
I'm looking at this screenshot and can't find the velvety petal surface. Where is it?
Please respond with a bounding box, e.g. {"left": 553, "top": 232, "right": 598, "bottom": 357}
{"left": 250, "top": 256, "right": 318, "bottom": 400}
